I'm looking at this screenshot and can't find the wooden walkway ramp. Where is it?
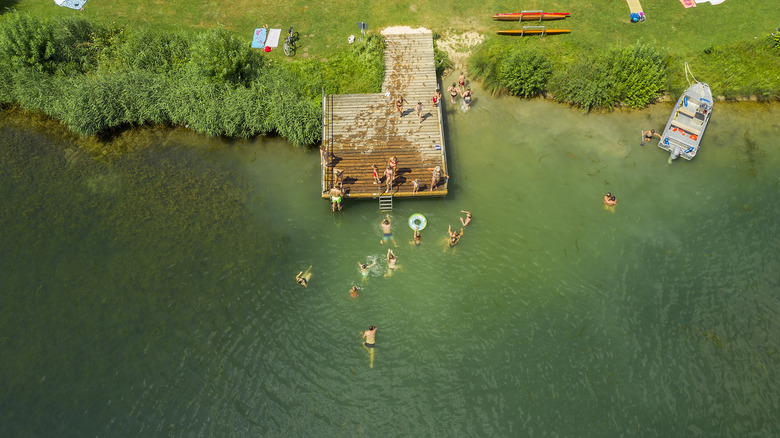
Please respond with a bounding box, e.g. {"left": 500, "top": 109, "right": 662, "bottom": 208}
{"left": 321, "top": 29, "right": 447, "bottom": 201}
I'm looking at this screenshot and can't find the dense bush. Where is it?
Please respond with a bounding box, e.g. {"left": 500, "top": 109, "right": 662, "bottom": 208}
{"left": 550, "top": 43, "right": 667, "bottom": 110}
{"left": 500, "top": 48, "right": 552, "bottom": 98}
{"left": 0, "top": 13, "right": 386, "bottom": 147}
{"left": 467, "top": 37, "right": 506, "bottom": 95}
{"left": 432, "top": 34, "right": 452, "bottom": 77}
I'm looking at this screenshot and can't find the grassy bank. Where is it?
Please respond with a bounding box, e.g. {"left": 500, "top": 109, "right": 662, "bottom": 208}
{"left": 2, "top": 0, "right": 778, "bottom": 140}
{"left": 6, "top": 0, "right": 778, "bottom": 60}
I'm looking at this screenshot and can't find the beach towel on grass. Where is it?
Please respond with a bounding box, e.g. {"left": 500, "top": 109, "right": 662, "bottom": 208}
{"left": 251, "top": 28, "right": 267, "bottom": 49}
{"left": 54, "top": 0, "right": 87, "bottom": 9}
{"left": 680, "top": 0, "right": 696, "bottom": 8}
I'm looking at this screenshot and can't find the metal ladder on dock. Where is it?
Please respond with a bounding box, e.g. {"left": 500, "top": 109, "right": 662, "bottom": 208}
{"left": 379, "top": 194, "right": 393, "bottom": 211}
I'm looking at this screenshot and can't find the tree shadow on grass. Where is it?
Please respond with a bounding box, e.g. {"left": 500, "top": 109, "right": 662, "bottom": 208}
{"left": 0, "top": 1, "right": 21, "bottom": 13}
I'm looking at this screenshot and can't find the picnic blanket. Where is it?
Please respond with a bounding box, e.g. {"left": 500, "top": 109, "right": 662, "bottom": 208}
{"left": 251, "top": 28, "right": 267, "bottom": 49}
{"left": 54, "top": 0, "right": 87, "bottom": 9}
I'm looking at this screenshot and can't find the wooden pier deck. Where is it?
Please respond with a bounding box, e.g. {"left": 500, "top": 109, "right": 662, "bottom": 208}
{"left": 321, "top": 29, "right": 447, "bottom": 200}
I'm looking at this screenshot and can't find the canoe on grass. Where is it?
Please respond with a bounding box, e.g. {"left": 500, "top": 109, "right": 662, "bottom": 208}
{"left": 496, "top": 29, "right": 571, "bottom": 35}
{"left": 493, "top": 13, "right": 569, "bottom": 21}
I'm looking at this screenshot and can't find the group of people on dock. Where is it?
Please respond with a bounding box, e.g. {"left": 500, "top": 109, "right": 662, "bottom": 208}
{"left": 329, "top": 157, "right": 449, "bottom": 211}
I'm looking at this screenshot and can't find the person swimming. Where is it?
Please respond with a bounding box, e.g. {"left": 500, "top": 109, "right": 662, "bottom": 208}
{"left": 603, "top": 192, "right": 618, "bottom": 207}
{"left": 380, "top": 214, "right": 396, "bottom": 246}
{"left": 448, "top": 225, "right": 463, "bottom": 247}
{"left": 350, "top": 285, "right": 360, "bottom": 298}
{"left": 295, "top": 266, "right": 313, "bottom": 287}
{"left": 358, "top": 260, "right": 377, "bottom": 283}
{"left": 460, "top": 210, "right": 472, "bottom": 227}
{"left": 412, "top": 228, "right": 422, "bottom": 246}
{"left": 385, "top": 249, "right": 398, "bottom": 277}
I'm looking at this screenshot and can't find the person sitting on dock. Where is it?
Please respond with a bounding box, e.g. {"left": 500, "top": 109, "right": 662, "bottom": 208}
{"left": 330, "top": 186, "right": 343, "bottom": 212}
{"left": 428, "top": 166, "right": 449, "bottom": 191}
{"left": 433, "top": 87, "right": 442, "bottom": 108}
{"left": 460, "top": 210, "right": 472, "bottom": 227}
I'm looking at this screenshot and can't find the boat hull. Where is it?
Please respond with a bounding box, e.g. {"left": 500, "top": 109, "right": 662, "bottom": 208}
{"left": 496, "top": 29, "right": 571, "bottom": 35}
{"left": 493, "top": 13, "right": 568, "bottom": 21}
{"left": 657, "top": 82, "right": 713, "bottom": 160}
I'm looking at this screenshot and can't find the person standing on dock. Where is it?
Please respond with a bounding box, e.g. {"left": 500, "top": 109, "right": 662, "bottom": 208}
{"left": 416, "top": 101, "right": 423, "bottom": 124}
{"left": 395, "top": 95, "right": 409, "bottom": 118}
{"left": 333, "top": 167, "right": 344, "bottom": 187}
{"left": 384, "top": 166, "right": 394, "bottom": 193}
{"left": 428, "top": 166, "right": 449, "bottom": 191}
{"left": 371, "top": 164, "right": 381, "bottom": 185}
{"left": 413, "top": 179, "right": 420, "bottom": 194}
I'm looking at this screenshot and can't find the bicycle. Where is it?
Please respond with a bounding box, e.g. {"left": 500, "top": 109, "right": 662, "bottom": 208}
{"left": 283, "top": 26, "right": 298, "bottom": 57}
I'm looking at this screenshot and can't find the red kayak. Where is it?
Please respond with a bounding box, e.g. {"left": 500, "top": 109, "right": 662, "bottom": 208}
{"left": 496, "top": 29, "right": 571, "bottom": 35}
{"left": 493, "top": 12, "right": 570, "bottom": 21}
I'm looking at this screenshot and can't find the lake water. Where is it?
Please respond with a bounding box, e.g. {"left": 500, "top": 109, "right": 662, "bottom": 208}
{"left": 1, "top": 83, "right": 778, "bottom": 436}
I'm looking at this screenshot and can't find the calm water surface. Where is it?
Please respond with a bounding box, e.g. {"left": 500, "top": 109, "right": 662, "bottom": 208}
{"left": 1, "top": 86, "right": 778, "bottom": 436}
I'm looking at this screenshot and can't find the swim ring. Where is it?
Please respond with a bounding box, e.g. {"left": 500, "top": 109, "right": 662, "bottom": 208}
{"left": 408, "top": 214, "right": 427, "bottom": 231}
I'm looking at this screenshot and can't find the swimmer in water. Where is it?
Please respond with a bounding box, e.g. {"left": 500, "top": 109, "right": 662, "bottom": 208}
{"left": 603, "top": 192, "right": 618, "bottom": 209}
{"left": 448, "top": 225, "right": 463, "bottom": 247}
{"left": 295, "top": 266, "right": 312, "bottom": 287}
{"left": 358, "top": 260, "right": 377, "bottom": 283}
{"left": 350, "top": 285, "right": 360, "bottom": 298}
{"left": 411, "top": 228, "right": 422, "bottom": 246}
{"left": 460, "top": 210, "right": 472, "bottom": 227}
{"left": 362, "top": 324, "right": 377, "bottom": 368}
{"left": 385, "top": 249, "right": 398, "bottom": 277}
{"left": 380, "top": 214, "right": 397, "bottom": 246}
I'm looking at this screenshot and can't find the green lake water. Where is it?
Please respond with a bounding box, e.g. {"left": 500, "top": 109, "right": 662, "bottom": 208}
{"left": 1, "top": 85, "right": 779, "bottom": 436}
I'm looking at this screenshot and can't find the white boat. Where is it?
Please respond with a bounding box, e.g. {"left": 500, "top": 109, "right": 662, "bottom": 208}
{"left": 658, "top": 80, "right": 712, "bottom": 161}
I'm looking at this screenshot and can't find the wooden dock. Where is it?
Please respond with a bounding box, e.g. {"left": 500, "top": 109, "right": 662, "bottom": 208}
{"left": 321, "top": 29, "right": 448, "bottom": 201}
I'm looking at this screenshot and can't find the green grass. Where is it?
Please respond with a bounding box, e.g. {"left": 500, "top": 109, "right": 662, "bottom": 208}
{"left": 4, "top": 0, "right": 778, "bottom": 63}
